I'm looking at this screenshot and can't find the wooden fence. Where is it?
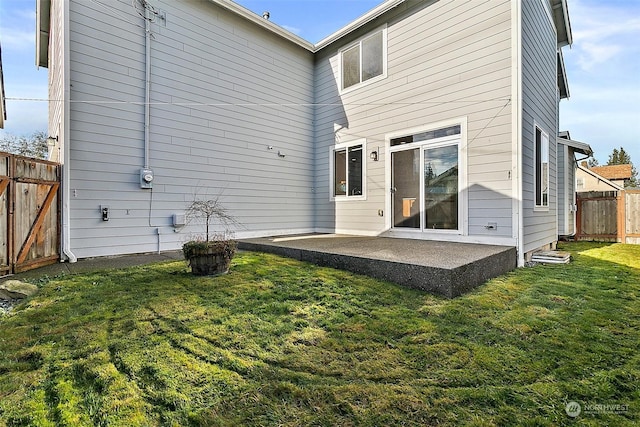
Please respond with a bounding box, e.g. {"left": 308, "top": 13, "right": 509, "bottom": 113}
{"left": 576, "top": 190, "right": 640, "bottom": 244}
{"left": 0, "top": 152, "right": 60, "bottom": 275}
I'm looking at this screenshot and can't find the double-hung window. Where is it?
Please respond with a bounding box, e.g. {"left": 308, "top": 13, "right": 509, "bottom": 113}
{"left": 341, "top": 28, "right": 387, "bottom": 91}
{"left": 331, "top": 140, "right": 366, "bottom": 200}
{"left": 535, "top": 125, "right": 550, "bottom": 208}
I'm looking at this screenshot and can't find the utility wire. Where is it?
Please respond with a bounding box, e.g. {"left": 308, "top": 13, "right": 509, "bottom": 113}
{"left": 5, "top": 97, "right": 511, "bottom": 107}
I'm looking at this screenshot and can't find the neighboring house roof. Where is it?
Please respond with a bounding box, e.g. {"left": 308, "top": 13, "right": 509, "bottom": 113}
{"left": 591, "top": 164, "right": 633, "bottom": 180}
{"left": 557, "top": 134, "right": 592, "bottom": 156}
{"left": 577, "top": 164, "right": 624, "bottom": 191}
{"left": 0, "top": 43, "right": 6, "bottom": 128}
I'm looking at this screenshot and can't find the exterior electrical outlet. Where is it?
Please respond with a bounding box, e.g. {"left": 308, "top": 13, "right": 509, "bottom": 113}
{"left": 140, "top": 169, "right": 154, "bottom": 189}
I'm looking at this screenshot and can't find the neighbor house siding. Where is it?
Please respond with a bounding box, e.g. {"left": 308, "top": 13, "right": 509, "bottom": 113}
{"left": 67, "top": 0, "right": 315, "bottom": 258}
{"left": 314, "top": 0, "right": 514, "bottom": 242}
{"left": 521, "top": 0, "right": 558, "bottom": 253}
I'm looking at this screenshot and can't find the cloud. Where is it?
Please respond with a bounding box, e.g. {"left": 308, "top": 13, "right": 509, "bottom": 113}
{"left": 576, "top": 42, "right": 623, "bottom": 71}
{"left": 570, "top": 1, "right": 640, "bottom": 71}
{"left": 0, "top": 29, "right": 34, "bottom": 51}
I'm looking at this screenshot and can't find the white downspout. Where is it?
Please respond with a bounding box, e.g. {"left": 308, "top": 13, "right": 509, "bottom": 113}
{"left": 511, "top": 0, "right": 524, "bottom": 266}
{"left": 61, "top": 0, "right": 76, "bottom": 263}
{"left": 144, "top": 5, "right": 151, "bottom": 170}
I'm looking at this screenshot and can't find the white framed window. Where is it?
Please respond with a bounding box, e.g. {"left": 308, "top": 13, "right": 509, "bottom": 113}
{"left": 534, "top": 125, "right": 550, "bottom": 208}
{"left": 340, "top": 27, "right": 387, "bottom": 92}
{"left": 330, "top": 139, "right": 366, "bottom": 200}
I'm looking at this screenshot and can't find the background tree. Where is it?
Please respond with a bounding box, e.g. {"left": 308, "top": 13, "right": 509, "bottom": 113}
{"left": 0, "top": 130, "right": 49, "bottom": 159}
{"left": 606, "top": 146, "right": 638, "bottom": 188}
{"left": 587, "top": 157, "right": 599, "bottom": 167}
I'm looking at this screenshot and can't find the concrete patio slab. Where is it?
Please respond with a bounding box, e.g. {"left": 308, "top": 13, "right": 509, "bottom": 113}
{"left": 239, "top": 234, "right": 517, "bottom": 298}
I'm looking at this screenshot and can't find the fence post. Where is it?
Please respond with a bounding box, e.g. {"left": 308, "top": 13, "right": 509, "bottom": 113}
{"left": 617, "top": 190, "right": 626, "bottom": 243}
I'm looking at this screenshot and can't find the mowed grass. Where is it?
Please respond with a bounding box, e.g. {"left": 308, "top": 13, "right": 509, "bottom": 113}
{"left": 0, "top": 242, "right": 638, "bottom": 426}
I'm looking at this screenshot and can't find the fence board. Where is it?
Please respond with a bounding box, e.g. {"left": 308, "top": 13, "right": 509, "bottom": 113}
{"left": 0, "top": 152, "right": 60, "bottom": 275}
{"left": 577, "top": 190, "right": 640, "bottom": 244}
{"left": 625, "top": 190, "right": 640, "bottom": 244}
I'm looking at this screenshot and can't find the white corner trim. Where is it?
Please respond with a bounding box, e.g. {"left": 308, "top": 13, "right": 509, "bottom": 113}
{"left": 511, "top": 0, "right": 524, "bottom": 267}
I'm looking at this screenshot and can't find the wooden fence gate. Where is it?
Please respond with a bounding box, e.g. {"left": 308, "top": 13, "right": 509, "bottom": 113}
{"left": 0, "top": 152, "right": 61, "bottom": 275}
{"left": 576, "top": 190, "right": 640, "bottom": 244}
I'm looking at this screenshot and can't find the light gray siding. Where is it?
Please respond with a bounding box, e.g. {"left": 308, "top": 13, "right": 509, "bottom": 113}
{"left": 314, "top": 0, "right": 514, "bottom": 241}
{"left": 557, "top": 142, "right": 576, "bottom": 236}
{"left": 47, "top": 0, "right": 64, "bottom": 162}
{"left": 67, "top": 0, "right": 314, "bottom": 258}
{"left": 521, "top": 0, "right": 559, "bottom": 253}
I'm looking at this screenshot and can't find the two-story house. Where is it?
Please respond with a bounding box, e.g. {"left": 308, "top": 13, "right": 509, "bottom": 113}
{"left": 36, "top": 0, "right": 575, "bottom": 266}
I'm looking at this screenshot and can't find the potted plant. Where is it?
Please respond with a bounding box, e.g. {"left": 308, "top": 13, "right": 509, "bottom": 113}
{"left": 182, "top": 195, "right": 238, "bottom": 276}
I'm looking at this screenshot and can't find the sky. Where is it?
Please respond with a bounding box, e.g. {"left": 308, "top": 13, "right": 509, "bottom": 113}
{"left": 0, "top": 0, "right": 639, "bottom": 165}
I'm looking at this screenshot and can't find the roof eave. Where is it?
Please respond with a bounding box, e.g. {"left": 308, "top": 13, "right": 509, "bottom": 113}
{"left": 36, "top": 0, "right": 51, "bottom": 68}
{"left": 0, "top": 44, "right": 5, "bottom": 128}
{"left": 551, "top": 0, "right": 573, "bottom": 47}
{"left": 557, "top": 136, "right": 593, "bottom": 157}
{"left": 557, "top": 49, "right": 569, "bottom": 99}
{"left": 210, "top": 0, "right": 314, "bottom": 51}
{"left": 314, "top": 0, "right": 407, "bottom": 51}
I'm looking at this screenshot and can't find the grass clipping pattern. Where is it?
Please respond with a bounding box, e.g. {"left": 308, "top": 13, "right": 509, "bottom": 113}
{"left": 0, "top": 242, "right": 638, "bottom": 426}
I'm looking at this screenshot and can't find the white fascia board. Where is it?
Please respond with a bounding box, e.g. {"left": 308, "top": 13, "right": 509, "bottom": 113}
{"left": 36, "top": 0, "right": 51, "bottom": 68}
{"left": 314, "top": 0, "right": 407, "bottom": 51}
{"left": 210, "top": 0, "right": 315, "bottom": 51}
{"left": 551, "top": 0, "right": 572, "bottom": 47}
{"left": 0, "top": 44, "right": 5, "bottom": 128}
{"left": 557, "top": 49, "right": 569, "bottom": 99}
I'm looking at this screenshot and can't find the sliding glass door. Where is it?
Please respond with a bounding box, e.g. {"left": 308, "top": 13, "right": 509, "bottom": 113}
{"left": 390, "top": 128, "right": 460, "bottom": 232}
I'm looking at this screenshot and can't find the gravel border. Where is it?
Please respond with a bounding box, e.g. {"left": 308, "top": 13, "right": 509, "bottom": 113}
{"left": 0, "top": 298, "right": 21, "bottom": 315}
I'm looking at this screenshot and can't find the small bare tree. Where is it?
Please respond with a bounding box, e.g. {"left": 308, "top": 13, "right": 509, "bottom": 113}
{"left": 185, "top": 194, "right": 238, "bottom": 241}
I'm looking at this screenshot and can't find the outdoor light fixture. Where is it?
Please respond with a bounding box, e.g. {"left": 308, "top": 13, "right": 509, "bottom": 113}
{"left": 370, "top": 150, "right": 378, "bottom": 161}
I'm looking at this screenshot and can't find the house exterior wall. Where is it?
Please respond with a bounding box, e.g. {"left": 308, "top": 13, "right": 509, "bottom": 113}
{"left": 557, "top": 143, "right": 577, "bottom": 236}
{"left": 521, "top": 0, "right": 558, "bottom": 254}
{"left": 66, "top": 0, "right": 315, "bottom": 258}
{"left": 47, "top": 0, "right": 65, "bottom": 163}
{"left": 314, "top": 0, "right": 515, "bottom": 245}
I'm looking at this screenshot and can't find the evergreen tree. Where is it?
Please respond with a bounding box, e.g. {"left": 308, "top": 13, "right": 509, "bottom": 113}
{"left": 587, "top": 157, "right": 599, "bottom": 167}
{"left": 606, "top": 146, "right": 638, "bottom": 188}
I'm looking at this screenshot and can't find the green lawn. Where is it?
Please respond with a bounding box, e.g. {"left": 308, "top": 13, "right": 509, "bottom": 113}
{"left": 0, "top": 242, "right": 638, "bottom": 426}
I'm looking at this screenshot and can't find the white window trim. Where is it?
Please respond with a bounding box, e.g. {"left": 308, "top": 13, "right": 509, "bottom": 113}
{"left": 339, "top": 26, "right": 388, "bottom": 94}
{"left": 534, "top": 122, "right": 550, "bottom": 211}
{"left": 330, "top": 139, "right": 367, "bottom": 201}
{"left": 384, "top": 117, "right": 468, "bottom": 235}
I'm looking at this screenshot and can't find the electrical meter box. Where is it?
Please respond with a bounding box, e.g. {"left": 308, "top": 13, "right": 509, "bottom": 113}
{"left": 140, "top": 168, "right": 154, "bottom": 189}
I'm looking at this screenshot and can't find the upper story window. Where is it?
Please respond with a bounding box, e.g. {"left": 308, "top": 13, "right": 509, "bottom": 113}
{"left": 341, "top": 28, "right": 387, "bottom": 92}
{"left": 535, "top": 125, "right": 550, "bottom": 208}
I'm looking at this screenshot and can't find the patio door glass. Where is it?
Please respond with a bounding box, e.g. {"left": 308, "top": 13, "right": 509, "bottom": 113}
{"left": 392, "top": 148, "right": 420, "bottom": 228}
{"left": 391, "top": 137, "right": 460, "bottom": 232}
{"left": 424, "top": 145, "right": 458, "bottom": 230}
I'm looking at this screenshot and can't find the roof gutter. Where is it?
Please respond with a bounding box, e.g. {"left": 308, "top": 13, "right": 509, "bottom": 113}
{"left": 210, "top": 0, "right": 314, "bottom": 51}
{"left": 315, "top": 0, "right": 407, "bottom": 51}
{"left": 211, "top": 0, "right": 409, "bottom": 53}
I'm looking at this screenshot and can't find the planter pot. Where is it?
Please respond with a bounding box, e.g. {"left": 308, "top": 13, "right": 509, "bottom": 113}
{"left": 183, "top": 240, "right": 236, "bottom": 276}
